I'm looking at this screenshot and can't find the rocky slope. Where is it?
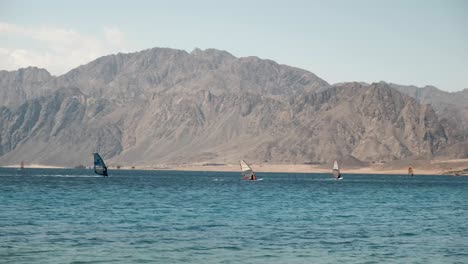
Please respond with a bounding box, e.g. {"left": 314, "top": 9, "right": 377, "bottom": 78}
{"left": 388, "top": 83, "right": 468, "bottom": 111}
{"left": 0, "top": 67, "right": 54, "bottom": 107}
{"left": 0, "top": 47, "right": 464, "bottom": 167}
{"left": 389, "top": 83, "right": 468, "bottom": 158}
{"left": 51, "top": 48, "right": 329, "bottom": 101}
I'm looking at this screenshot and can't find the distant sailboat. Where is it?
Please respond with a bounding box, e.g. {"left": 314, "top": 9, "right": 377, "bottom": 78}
{"left": 240, "top": 160, "right": 261, "bottom": 181}
{"left": 93, "top": 153, "right": 108, "bottom": 177}
{"left": 332, "top": 160, "right": 343, "bottom": 180}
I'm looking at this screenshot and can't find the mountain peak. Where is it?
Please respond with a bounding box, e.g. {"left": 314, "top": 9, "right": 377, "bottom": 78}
{"left": 191, "top": 47, "right": 235, "bottom": 58}
{"left": 0, "top": 66, "right": 54, "bottom": 107}
{"left": 49, "top": 46, "right": 329, "bottom": 100}
{"left": 0, "top": 66, "right": 52, "bottom": 79}
{"left": 0, "top": 46, "right": 465, "bottom": 166}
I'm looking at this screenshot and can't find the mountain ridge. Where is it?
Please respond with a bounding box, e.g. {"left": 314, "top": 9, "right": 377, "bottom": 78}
{"left": 0, "top": 47, "right": 466, "bottom": 167}
{"left": 0, "top": 67, "right": 54, "bottom": 107}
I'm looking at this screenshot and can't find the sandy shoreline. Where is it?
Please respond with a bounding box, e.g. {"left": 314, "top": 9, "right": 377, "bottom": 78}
{"left": 146, "top": 164, "right": 465, "bottom": 175}
{"left": 3, "top": 160, "right": 467, "bottom": 175}
{"left": 2, "top": 164, "right": 67, "bottom": 169}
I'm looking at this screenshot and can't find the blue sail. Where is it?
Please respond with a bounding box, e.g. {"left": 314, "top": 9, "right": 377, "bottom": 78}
{"left": 93, "top": 153, "right": 108, "bottom": 176}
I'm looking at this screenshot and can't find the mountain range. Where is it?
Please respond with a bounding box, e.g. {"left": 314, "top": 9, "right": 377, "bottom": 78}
{"left": 0, "top": 47, "right": 466, "bottom": 167}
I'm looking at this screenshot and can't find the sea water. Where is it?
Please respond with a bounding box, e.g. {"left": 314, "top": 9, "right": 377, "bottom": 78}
{"left": 0, "top": 168, "right": 467, "bottom": 264}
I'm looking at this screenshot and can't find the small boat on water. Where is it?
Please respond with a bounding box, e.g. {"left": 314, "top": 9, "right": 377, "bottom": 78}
{"left": 20, "top": 161, "right": 24, "bottom": 169}
{"left": 93, "top": 153, "right": 108, "bottom": 177}
{"left": 240, "top": 160, "right": 261, "bottom": 181}
{"left": 332, "top": 160, "right": 343, "bottom": 180}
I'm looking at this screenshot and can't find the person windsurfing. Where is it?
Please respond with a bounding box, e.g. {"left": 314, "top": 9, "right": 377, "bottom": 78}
{"left": 332, "top": 160, "right": 343, "bottom": 180}
{"left": 240, "top": 160, "right": 257, "bottom": 181}
{"left": 93, "top": 153, "right": 108, "bottom": 177}
{"left": 337, "top": 172, "right": 342, "bottom": 179}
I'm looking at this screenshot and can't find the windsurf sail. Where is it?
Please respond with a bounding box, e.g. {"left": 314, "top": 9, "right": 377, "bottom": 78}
{"left": 332, "top": 160, "right": 342, "bottom": 179}
{"left": 93, "top": 153, "right": 108, "bottom": 177}
{"left": 240, "top": 160, "right": 256, "bottom": 181}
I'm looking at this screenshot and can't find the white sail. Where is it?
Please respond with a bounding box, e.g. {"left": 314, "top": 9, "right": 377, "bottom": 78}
{"left": 240, "top": 160, "right": 252, "bottom": 172}
{"left": 240, "top": 160, "right": 255, "bottom": 180}
{"left": 333, "top": 160, "right": 339, "bottom": 170}
{"left": 332, "top": 160, "right": 341, "bottom": 179}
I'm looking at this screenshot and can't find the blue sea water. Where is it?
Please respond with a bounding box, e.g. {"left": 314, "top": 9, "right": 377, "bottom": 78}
{"left": 0, "top": 168, "right": 467, "bottom": 264}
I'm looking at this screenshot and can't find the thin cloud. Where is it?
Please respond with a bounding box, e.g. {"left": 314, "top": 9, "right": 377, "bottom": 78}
{"left": 104, "top": 27, "right": 127, "bottom": 50}
{"left": 0, "top": 22, "right": 129, "bottom": 75}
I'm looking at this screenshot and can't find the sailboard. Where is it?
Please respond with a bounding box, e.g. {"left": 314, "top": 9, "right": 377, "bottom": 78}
{"left": 240, "top": 160, "right": 261, "bottom": 181}
{"left": 93, "top": 153, "right": 108, "bottom": 177}
{"left": 332, "top": 160, "right": 343, "bottom": 180}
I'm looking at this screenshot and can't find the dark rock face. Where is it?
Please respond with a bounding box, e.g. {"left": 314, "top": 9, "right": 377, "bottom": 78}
{"left": 0, "top": 47, "right": 463, "bottom": 166}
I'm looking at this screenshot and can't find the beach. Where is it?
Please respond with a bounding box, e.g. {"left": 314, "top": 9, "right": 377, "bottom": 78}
{"left": 156, "top": 163, "right": 467, "bottom": 175}
{"left": 4, "top": 158, "right": 466, "bottom": 175}
{"left": 2, "top": 164, "right": 67, "bottom": 169}
{"left": 128, "top": 158, "right": 468, "bottom": 175}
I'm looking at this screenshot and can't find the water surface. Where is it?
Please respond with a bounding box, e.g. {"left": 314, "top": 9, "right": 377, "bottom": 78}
{"left": 1, "top": 168, "right": 467, "bottom": 263}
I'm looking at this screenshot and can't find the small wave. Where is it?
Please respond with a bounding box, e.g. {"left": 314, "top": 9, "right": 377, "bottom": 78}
{"left": 399, "top": 232, "right": 418, "bottom": 237}
{"left": 131, "top": 239, "right": 156, "bottom": 245}
{"left": 33, "top": 174, "right": 103, "bottom": 178}
{"left": 215, "top": 246, "right": 242, "bottom": 251}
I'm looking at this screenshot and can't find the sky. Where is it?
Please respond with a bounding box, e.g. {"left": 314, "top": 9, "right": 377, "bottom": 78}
{"left": 0, "top": 0, "right": 466, "bottom": 91}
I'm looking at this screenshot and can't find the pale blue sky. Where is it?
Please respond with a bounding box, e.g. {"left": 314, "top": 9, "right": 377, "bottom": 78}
{"left": 0, "top": 0, "right": 467, "bottom": 91}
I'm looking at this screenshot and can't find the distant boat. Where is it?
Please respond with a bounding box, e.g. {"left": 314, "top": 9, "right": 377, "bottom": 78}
{"left": 332, "top": 160, "right": 343, "bottom": 180}
{"left": 93, "top": 153, "right": 108, "bottom": 177}
{"left": 240, "top": 160, "right": 261, "bottom": 181}
{"left": 20, "top": 161, "right": 24, "bottom": 169}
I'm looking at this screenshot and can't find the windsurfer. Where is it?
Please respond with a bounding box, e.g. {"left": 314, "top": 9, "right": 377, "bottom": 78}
{"left": 240, "top": 160, "right": 258, "bottom": 181}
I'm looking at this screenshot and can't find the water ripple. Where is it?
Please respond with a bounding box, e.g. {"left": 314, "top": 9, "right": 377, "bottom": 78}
{"left": 0, "top": 168, "right": 467, "bottom": 263}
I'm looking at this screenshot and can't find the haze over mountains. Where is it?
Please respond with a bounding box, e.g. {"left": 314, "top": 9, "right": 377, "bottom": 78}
{"left": 0, "top": 47, "right": 466, "bottom": 167}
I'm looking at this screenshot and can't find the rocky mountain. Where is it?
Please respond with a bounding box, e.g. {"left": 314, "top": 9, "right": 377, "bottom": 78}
{"left": 388, "top": 83, "right": 468, "bottom": 156}
{"left": 388, "top": 83, "right": 468, "bottom": 111}
{"left": 0, "top": 47, "right": 464, "bottom": 167}
{"left": 292, "top": 82, "right": 448, "bottom": 162}
{"left": 0, "top": 67, "right": 54, "bottom": 107}
{"left": 50, "top": 48, "right": 329, "bottom": 101}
